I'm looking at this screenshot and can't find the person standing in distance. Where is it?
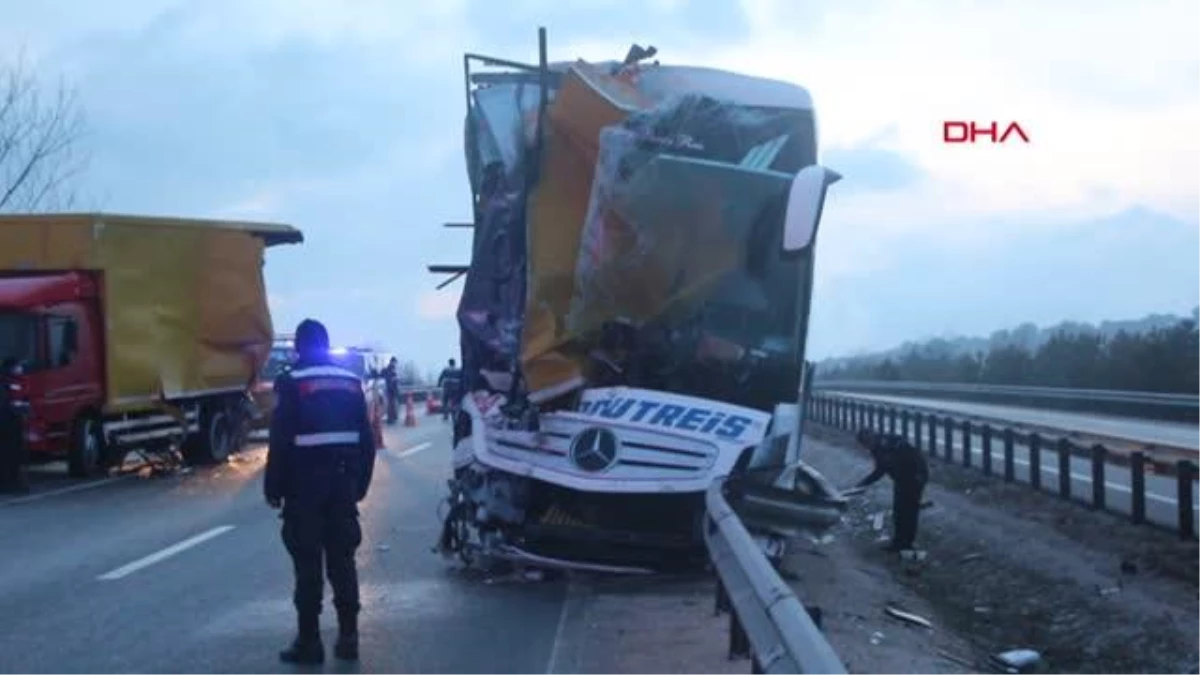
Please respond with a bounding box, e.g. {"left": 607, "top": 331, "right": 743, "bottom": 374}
{"left": 436, "top": 358, "right": 462, "bottom": 421}
{"left": 852, "top": 428, "right": 929, "bottom": 552}
{"left": 265, "top": 319, "right": 376, "bottom": 664}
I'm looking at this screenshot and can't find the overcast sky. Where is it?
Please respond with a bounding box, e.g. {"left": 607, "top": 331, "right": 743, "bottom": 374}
{"left": 3, "top": 0, "right": 1197, "bottom": 373}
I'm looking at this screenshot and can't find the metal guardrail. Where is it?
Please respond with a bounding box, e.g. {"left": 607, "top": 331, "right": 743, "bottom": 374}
{"left": 704, "top": 480, "right": 848, "bottom": 674}
{"left": 814, "top": 379, "right": 1199, "bottom": 408}
{"left": 808, "top": 394, "right": 1199, "bottom": 541}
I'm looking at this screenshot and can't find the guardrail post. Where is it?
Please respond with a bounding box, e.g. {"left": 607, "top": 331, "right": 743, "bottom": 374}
{"left": 943, "top": 417, "right": 953, "bottom": 463}
{"left": 1177, "top": 460, "right": 1196, "bottom": 540}
{"left": 912, "top": 412, "right": 922, "bottom": 452}
{"left": 962, "top": 420, "right": 973, "bottom": 468}
{"left": 981, "top": 425, "right": 993, "bottom": 476}
{"left": 853, "top": 401, "right": 862, "bottom": 430}
{"left": 1029, "top": 434, "right": 1042, "bottom": 490}
{"left": 729, "top": 612, "right": 750, "bottom": 660}
{"left": 1057, "top": 438, "right": 1072, "bottom": 499}
{"left": 1003, "top": 428, "right": 1015, "bottom": 482}
{"left": 840, "top": 399, "right": 849, "bottom": 429}
{"left": 900, "top": 410, "right": 910, "bottom": 442}
{"left": 1131, "top": 452, "right": 1146, "bottom": 525}
{"left": 1090, "top": 444, "right": 1106, "bottom": 510}
{"left": 927, "top": 415, "right": 937, "bottom": 457}
{"left": 888, "top": 407, "right": 897, "bottom": 434}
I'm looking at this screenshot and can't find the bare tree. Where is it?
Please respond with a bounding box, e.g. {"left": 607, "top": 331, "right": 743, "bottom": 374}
{"left": 0, "top": 51, "right": 89, "bottom": 213}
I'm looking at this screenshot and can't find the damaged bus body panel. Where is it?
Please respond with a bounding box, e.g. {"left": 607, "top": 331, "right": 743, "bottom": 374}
{"left": 431, "top": 30, "right": 846, "bottom": 573}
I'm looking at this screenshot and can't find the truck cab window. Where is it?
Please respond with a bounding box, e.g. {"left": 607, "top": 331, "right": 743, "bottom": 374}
{"left": 0, "top": 311, "right": 40, "bottom": 370}
{"left": 47, "top": 316, "right": 78, "bottom": 367}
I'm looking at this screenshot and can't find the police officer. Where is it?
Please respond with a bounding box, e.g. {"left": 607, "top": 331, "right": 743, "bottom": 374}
{"left": 436, "top": 358, "right": 462, "bottom": 421}
{"left": 853, "top": 428, "right": 928, "bottom": 552}
{"left": 0, "top": 358, "right": 29, "bottom": 495}
{"left": 264, "top": 319, "right": 376, "bottom": 664}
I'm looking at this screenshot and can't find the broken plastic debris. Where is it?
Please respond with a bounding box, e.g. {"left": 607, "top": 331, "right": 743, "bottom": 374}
{"left": 869, "top": 631, "right": 884, "bottom": 645}
{"left": 974, "top": 605, "right": 992, "bottom": 615}
{"left": 523, "top": 568, "right": 545, "bottom": 582}
{"left": 377, "top": 544, "right": 391, "bottom": 552}
{"left": 899, "top": 549, "right": 928, "bottom": 562}
{"left": 885, "top": 605, "right": 933, "bottom": 629}
{"left": 1098, "top": 585, "right": 1121, "bottom": 596}
{"left": 991, "top": 649, "right": 1043, "bottom": 674}
{"left": 960, "top": 552, "right": 984, "bottom": 563}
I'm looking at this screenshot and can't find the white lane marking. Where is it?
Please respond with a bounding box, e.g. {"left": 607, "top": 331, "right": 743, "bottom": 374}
{"left": 1, "top": 475, "right": 130, "bottom": 507}
{"left": 545, "top": 581, "right": 580, "bottom": 674}
{"left": 397, "top": 442, "right": 431, "bottom": 458}
{"left": 97, "top": 525, "right": 236, "bottom": 581}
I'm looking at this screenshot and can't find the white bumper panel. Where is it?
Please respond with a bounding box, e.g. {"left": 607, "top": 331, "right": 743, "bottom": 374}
{"left": 459, "top": 387, "right": 772, "bottom": 494}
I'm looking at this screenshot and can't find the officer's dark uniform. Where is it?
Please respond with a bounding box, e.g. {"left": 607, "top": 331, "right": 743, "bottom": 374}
{"left": 0, "top": 358, "right": 29, "bottom": 494}
{"left": 855, "top": 429, "right": 928, "bottom": 551}
{"left": 436, "top": 360, "right": 462, "bottom": 421}
{"left": 264, "top": 321, "right": 376, "bottom": 664}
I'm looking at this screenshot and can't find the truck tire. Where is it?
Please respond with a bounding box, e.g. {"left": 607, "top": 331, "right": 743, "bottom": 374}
{"left": 194, "top": 408, "right": 234, "bottom": 465}
{"left": 68, "top": 416, "right": 106, "bottom": 478}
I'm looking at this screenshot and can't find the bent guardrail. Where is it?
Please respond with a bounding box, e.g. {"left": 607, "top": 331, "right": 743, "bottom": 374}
{"left": 704, "top": 480, "right": 848, "bottom": 674}
{"left": 813, "top": 379, "right": 1199, "bottom": 423}
{"left": 808, "top": 393, "right": 1199, "bottom": 541}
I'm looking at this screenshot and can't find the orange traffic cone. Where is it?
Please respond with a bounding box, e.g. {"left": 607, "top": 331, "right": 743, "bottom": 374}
{"left": 425, "top": 393, "right": 435, "bottom": 416}
{"left": 404, "top": 392, "right": 417, "bottom": 427}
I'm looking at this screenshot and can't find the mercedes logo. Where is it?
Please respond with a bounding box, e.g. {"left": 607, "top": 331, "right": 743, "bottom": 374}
{"left": 569, "top": 427, "right": 620, "bottom": 472}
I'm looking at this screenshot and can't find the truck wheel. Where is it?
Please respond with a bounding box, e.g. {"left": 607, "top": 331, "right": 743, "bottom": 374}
{"left": 68, "top": 416, "right": 106, "bottom": 478}
{"left": 195, "top": 409, "right": 234, "bottom": 465}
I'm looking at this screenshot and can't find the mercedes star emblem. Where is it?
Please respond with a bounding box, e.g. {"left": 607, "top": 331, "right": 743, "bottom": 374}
{"left": 569, "top": 427, "right": 620, "bottom": 472}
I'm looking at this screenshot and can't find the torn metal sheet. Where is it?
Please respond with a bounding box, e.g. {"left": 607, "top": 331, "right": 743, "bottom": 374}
{"left": 884, "top": 605, "right": 933, "bottom": 630}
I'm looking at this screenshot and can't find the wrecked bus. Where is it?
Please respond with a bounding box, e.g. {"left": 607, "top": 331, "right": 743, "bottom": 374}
{"left": 430, "top": 32, "right": 845, "bottom": 573}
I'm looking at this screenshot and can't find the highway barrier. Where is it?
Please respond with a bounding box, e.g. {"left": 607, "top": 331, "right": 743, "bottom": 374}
{"left": 704, "top": 480, "right": 848, "bottom": 674}
{"left": 808, "top": 394, "right": 1200, "bottom": 540}
{"left": 813, "top": 380, "right": 1199, "bottom": 423}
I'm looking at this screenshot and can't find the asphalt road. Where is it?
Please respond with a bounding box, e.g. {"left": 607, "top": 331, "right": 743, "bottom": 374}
{"left": 827, "top": 402, "right": 1199, "bottom": 535}
{"left": 829, "top": 391, "right": 1199, "bottom": 451}
{"left": 0, "top": 417, "right": 569, "bottom": 674}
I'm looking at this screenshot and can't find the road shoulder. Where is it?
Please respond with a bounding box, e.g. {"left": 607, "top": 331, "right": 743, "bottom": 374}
{"left": 797, "top": 425, "right": 1199, "bottom": 673}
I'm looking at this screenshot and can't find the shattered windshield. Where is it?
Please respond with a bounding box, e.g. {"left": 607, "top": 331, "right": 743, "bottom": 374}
{"left": 457, "top": 58, "right": 821, "bottom": 411}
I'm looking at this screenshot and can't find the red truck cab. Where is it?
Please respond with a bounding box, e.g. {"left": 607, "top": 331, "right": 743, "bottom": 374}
{"left": 0, "top": 271, "right": 105, "bottom": 459}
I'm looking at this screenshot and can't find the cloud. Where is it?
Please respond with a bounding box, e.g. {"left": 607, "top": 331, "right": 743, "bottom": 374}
{"left": 5, "top": 0, "right": 1195, "bottom": 372}
{"left": 416, "top": 288, "right": 462, "bottom": 321}
{"left": 822, "top": 144, "right": 924, "bottom": 195}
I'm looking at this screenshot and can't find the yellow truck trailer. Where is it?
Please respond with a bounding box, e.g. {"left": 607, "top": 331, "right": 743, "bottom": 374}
{"left": 0, "top": 212, "right": 303, "bottom": 475}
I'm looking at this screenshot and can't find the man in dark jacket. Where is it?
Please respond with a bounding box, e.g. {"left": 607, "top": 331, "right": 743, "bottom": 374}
{"left": 853, "top": 428, "right": 928, "bottom": 552}
{"left": 265, "top": 319, "right": 376, "bottom": 664}
{"left": 436, "top": 358, "right": 462, "bottom": 421}
{"left": 0, "top": 358, "right": 29, "bottom": 494}
{"left": 382, "top": 357, "right": 400, "bottom": 424}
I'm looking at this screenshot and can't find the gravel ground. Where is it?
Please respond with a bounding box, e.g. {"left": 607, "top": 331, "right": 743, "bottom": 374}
{"left": 797, "top": 424, "right": 1199, "bottom": 674}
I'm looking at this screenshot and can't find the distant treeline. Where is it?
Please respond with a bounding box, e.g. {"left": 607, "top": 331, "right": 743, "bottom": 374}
{"left": 819, "top": 317, "right": 1199, "bottom": 394}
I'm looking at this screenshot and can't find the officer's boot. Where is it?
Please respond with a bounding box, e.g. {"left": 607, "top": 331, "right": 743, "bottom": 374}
{"left": 334, "top": 609, "right": 359, "bottom": 661}
{"left": 279, "top": 611, "right": 324, "bottom": 664}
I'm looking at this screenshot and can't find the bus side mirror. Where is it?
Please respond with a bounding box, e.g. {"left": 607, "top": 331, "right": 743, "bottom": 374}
{"left": 782, "top": 164, "right": 841, "bottom": 252}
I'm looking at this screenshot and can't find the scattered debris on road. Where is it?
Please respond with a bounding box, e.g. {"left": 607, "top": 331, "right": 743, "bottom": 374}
{"left": 991, "top": 648, "right": 1044, "bottom": 674}
{"left": 885, "top": 605, "right": 933, "bottom": 630}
